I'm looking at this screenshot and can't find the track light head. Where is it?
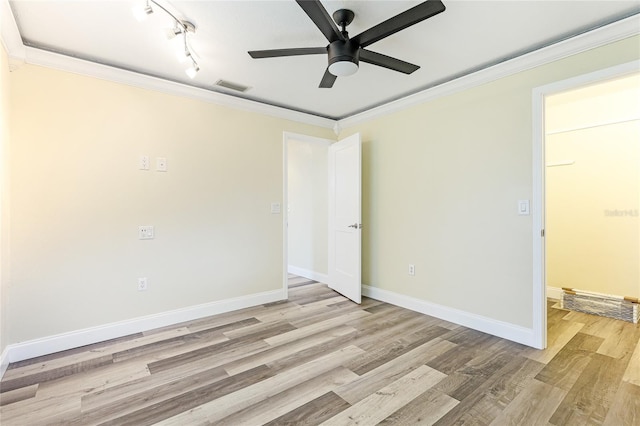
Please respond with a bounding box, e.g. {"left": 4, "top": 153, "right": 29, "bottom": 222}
{"left": 185, "top": 62, "right": 200, "bottom": 79}
{"left": 165, "top": 25, "right": 182, "bottom": 40}
{"left": 132, "top": 1, "right": 153, "bottom": 22}
{"left": 177, "top": 45, "right": 191, "bottom": 63}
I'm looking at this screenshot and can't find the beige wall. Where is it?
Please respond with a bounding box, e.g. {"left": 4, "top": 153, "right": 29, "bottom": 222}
{"left": 341, "top": 35, "right": 640, "bottom": 328}
{"left": 1, "top": 46, "right": 10, "bottom": 353}
{"left": 6, "top": 63, "right": 333, "bottom": 345}
{"left": 287, "top": 138, "right": 329, "bottom": 276}
{"left": 546, "top": 74, "right": 640, "bottom": 297}
{"left": 2, "top": 33, "right": 639, "bottom": 352}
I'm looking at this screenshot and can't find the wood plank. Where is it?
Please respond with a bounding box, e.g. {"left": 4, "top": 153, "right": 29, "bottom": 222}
{"left": 147, "top": 323, "right": 292, "bottom": 375}
{"left": 522, "top": 319, "right": 584, "bottom": 364}
{"left": 549, "top": 352, "right": 629, "bottom": 425}
{"left": 223, "top": 325, "right": 357, "bottom": 376}
{"left": 433, "top": 355, "right": 545, "bottom": 425}
{"left": 0, "top": 384, "right": 38, "bottom": 406}
{"left": 622, "top": 335, "right": 640, "bottom": 386}
{"left": 535, "top": 332, "right": 603, "bottom": 391}
{"left": 221, "top": 320, "right": 297, "bottom": 340}
{"left": 263, "top": 391, "right": 350, "bottom": 426}
{"left": 263, "top": 310, "right": 368, "bottom": 347}
{"left": 154, "top": 345, "right": 366, "bottom": 425}
{"left": 488, "top": 379, "right": 566, "bottom": 426}
{"left": 215, "top": 367, "right": 358, "bottom": 425}
{"left": 111, "top": 323, "right": 245, "bottom": 363}
{"left": 0, "top": 390, "right": 81, "bottom": 425}
{"left": 80, "top": 365, "right": 230, "bottom": 424}
{"left": 345, "top": 324, "right": 450, "bottom": 376}
{"left": 335, "top": 338, "right": 456, "bottom": 405}
{"left": 602, "top": 381, "right": 640, "bottom": 426}
{"left": 378, "top": 388, "right": 458, "bottom": 425}
{"left": 0, "top": 354, "right": 114, "bottom": 393}
{"left": 596, "top": 320, "right": 640, "bottom": 360}
{"left": 80, "top": 365, "right": 227, "bottom": 413}
{"left": 320, "top": 365, "right": 446, "bottom": 425}
{"left": 96, "top": 365, "right": 274, "bottom": 426}
{"left": 147, "top": 339, "right": 269, "bottom": 377}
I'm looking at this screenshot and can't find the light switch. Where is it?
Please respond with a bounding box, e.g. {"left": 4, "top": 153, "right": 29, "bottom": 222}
{"left": 518, "top": 200, "right": 530, "bottom": 216}
{"left": 271, "top": 203, "right": 281, "bottom": 214}
{"left": 139, "top": 155, "right": 150, "bottom": 170}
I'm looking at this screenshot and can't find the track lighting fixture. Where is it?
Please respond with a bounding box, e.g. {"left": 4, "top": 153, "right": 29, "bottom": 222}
{"left": 133, "top": 0, "right": 201, "bottom": 78}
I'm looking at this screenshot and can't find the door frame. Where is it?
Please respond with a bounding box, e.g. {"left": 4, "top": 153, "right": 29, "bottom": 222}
{"left": 531, "top": 59, "right": 640, "bottom": 349}
{"left": 282, "top": 131, "right": 334, "bottom": 299}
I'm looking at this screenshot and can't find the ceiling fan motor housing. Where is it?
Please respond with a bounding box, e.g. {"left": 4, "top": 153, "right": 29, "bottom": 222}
{"left": 328, "top": 40, "right": 360, "bottom": 76}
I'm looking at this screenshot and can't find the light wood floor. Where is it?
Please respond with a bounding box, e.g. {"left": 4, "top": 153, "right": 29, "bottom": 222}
{"left": 1, "top": 275, "right": 639, "bottom": 425}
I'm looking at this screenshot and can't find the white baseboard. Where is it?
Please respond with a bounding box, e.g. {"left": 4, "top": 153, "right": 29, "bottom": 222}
{"left": 0, "top": 289, "right": 285, "bottom": 370}
{"left": 287, "top": 265, "right": 329, "bottom": 284}
{"left": 547, "top": 286, "right": 564, "bottom": 300}
{"left": 362, "top": 285, "right": 536, "bottom": 348}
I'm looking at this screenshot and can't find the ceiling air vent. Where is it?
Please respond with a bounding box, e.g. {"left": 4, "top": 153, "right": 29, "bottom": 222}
{"left": 214, "top": 79, "right": 250, "bottom": 93}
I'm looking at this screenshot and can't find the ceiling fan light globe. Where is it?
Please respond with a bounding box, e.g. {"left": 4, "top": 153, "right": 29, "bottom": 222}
{"left": 328, "top": 60, "right": 358, "bottom": 77}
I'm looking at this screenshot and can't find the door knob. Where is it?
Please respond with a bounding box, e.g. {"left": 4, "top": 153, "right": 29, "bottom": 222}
{"left": 348, "top": 223, "right": 362, "bottom": 229}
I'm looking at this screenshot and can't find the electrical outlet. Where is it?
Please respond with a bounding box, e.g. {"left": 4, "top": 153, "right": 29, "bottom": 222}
{"left": 139, "top": 155, "right": 150, "bottom": 170}
{"left": 138, "top": 277, "right": 148, "bottom": 291}
{"left": 139, "top": 225, "right": 154, "bottom": 240}
{"left": 408, "top": 264, "right": 415, "bottom": 276}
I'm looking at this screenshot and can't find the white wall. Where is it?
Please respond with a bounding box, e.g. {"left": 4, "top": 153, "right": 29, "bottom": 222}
{"left": 546, "top": 73, "right": 640, "bottom": 297}
{"left": 287, "top": 137, "right": 329, "bottom": 279}
{"left": 5, "top": 63, "right": 333, "bottom": 347}
{"left": 341, "top": 35, "right": 640, "bottom": 329}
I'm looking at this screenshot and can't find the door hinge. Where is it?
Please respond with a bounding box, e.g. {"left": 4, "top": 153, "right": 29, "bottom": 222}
{"left": 541, "top": 229, "right": 545, "bottom": 237}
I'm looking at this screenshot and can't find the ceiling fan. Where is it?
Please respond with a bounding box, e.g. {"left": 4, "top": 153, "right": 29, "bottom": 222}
{"left": 248, "top": 0, "right": 446, "bottom": 88}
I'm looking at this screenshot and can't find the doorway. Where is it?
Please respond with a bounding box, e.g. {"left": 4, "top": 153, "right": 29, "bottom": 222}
{"left": 545, "top": 74, "right": 640, "bottom": 300}
{"left": 282, "top": 132, "right": 332, "bottom": 299}
{"left": 282, "top": 131, "right": 363, "bottom": 304}
{"left": 532, "top": 60, "right": 640, "bottom": 349}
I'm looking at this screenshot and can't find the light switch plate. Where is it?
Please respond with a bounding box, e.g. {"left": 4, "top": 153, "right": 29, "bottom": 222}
{"left": 518, "top": 200, "right": 530, "bottom": 216}
{"left": 139, "top": 155, "right": 150, "bottom": 170}
{"left": 271, "top": 203, "right": 281, "bottom": 214}
{"left": 139, "top": 225, "right": 154, "bottom": 239}
{"left": 156, "top": 157, "right": 167, "bottom": 172}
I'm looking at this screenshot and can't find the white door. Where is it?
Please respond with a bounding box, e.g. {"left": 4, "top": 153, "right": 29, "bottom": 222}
{"left": 328, "top": 133, "right": 362, "bottom": 303}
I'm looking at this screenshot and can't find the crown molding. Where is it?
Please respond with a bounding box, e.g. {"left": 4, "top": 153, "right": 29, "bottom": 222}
{"left": 0, "top": 0, "right": 25, "bottom": 63}
{"left": 0, "top": 0, "right": 334, "bottom": 130}
{"left": 22, "top": 47, "right": 336, "bottom": 129}
{"left": 2, "top": 0, "right": 638, "bottom": 132}
{"left": 337, "top": 14, "right": 640, "bottom": 130}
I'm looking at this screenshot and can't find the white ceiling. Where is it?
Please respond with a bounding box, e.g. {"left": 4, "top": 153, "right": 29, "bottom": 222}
{"left": 7, "top": 0, "right": 640, "bottom": 120}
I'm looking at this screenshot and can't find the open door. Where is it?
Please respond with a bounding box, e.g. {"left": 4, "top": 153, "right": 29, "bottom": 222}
{"left": 328, "top": 133, "right": 362, "bottom": 303}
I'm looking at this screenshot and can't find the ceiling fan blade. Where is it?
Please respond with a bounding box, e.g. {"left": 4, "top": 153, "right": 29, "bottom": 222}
{"left": 360, "top": 49, "right": 419, "bottom": 74}
{"left": 319, "top": 68, "right": 337, "bottom": 88}
{"left": 296, "top": 0, "right": 345, "bottom": 43}
{"left": 353, "top": 1, "right": 446, "bottom": 48}
{"left": 249, "top": 47, "right": 326, "bottom": 59}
